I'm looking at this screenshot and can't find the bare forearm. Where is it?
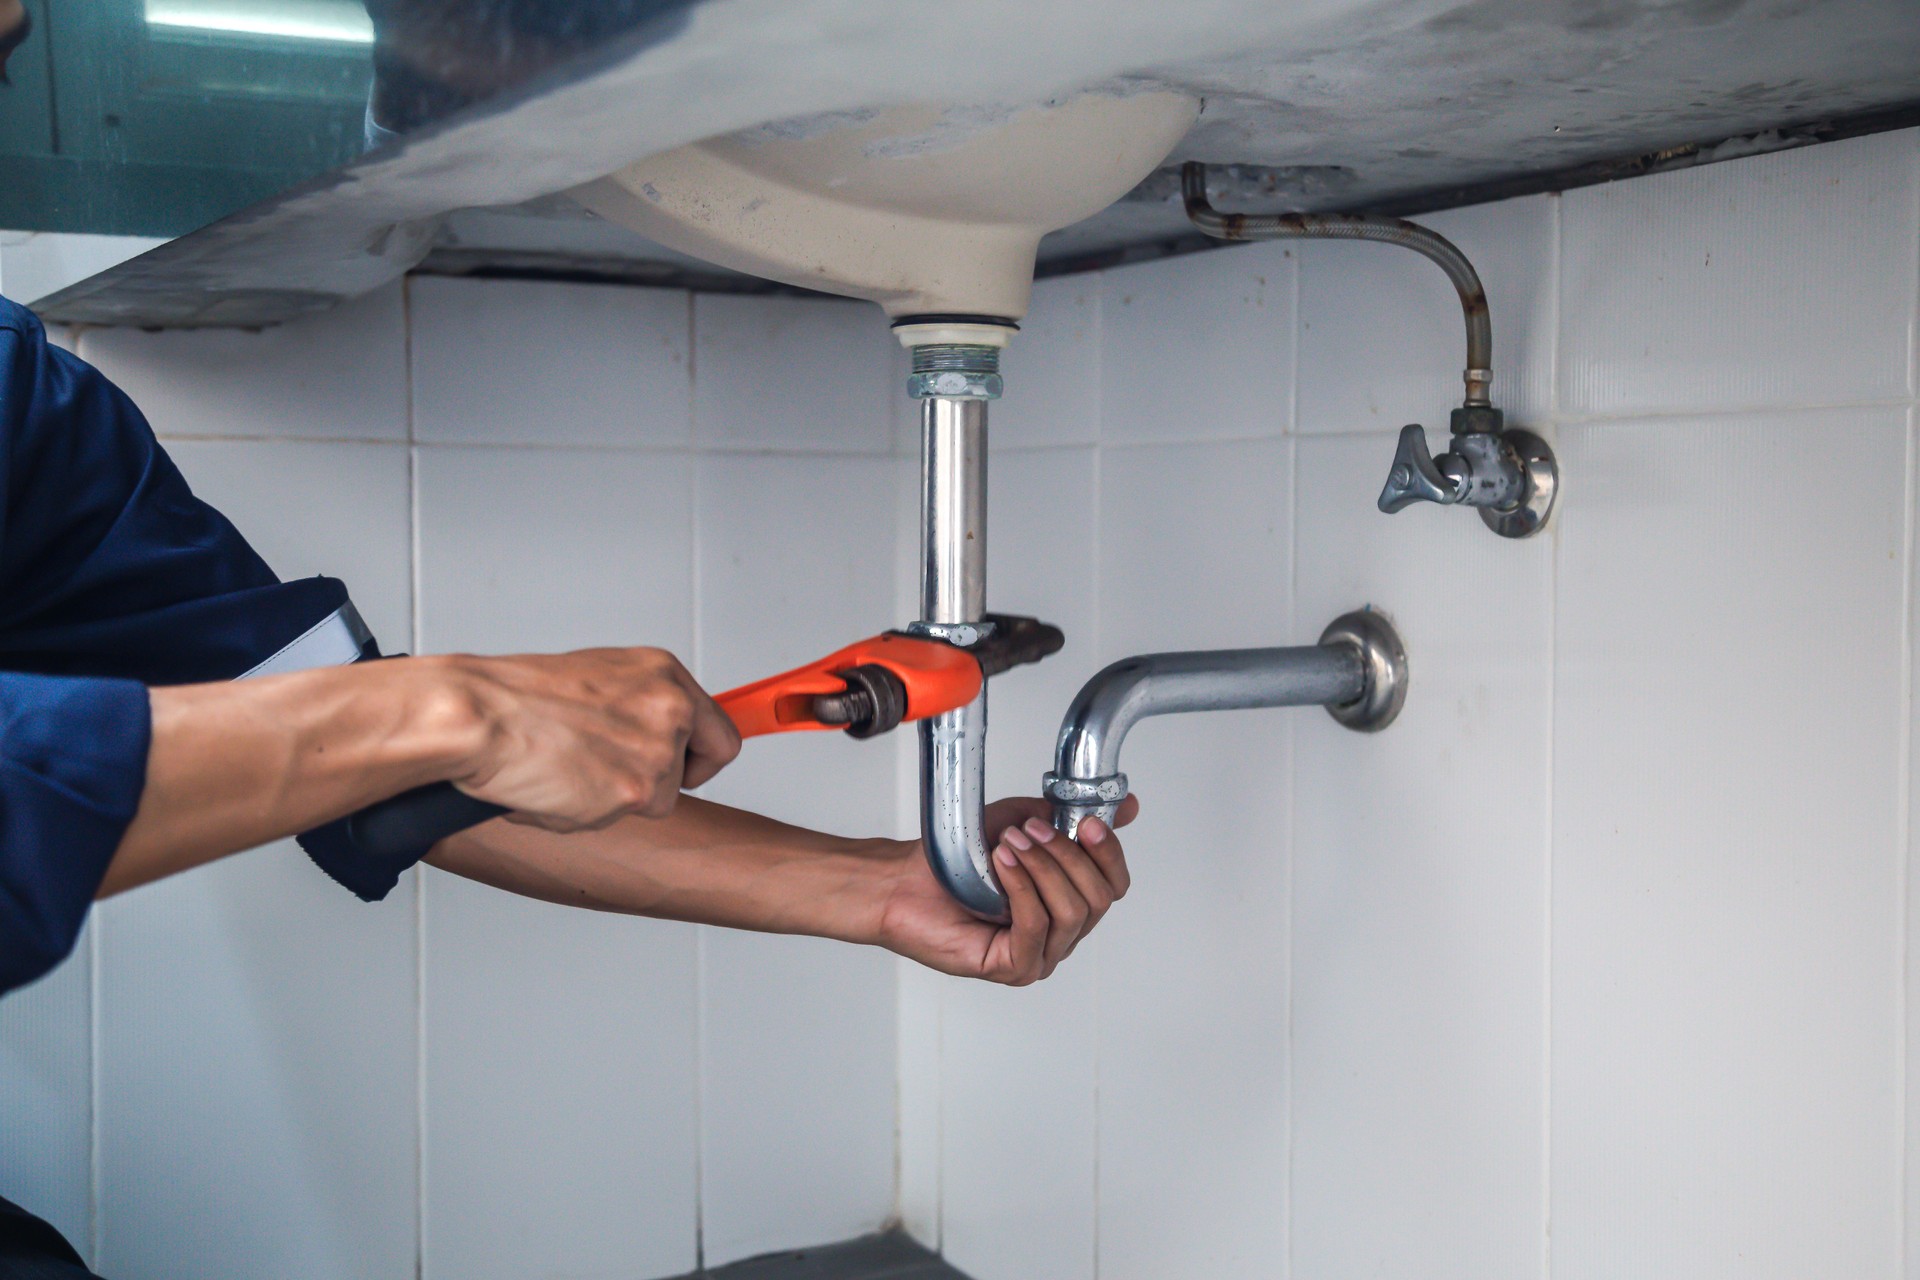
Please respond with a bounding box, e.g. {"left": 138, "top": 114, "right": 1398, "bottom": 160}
{"left": 426, "top": 796, "right": 900, "bottom": 945}
{"left": 104, "top": 657, "right": 480, "bottom": 896}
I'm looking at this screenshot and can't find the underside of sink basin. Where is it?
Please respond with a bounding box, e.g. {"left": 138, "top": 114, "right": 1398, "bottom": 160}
{"left": 572, "top": 91, "right": 1198, "bottom": 321}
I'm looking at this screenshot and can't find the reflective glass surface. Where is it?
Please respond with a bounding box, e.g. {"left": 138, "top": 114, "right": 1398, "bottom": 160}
{"left": 0, "top": 0, "right": 691, "bottom": 237}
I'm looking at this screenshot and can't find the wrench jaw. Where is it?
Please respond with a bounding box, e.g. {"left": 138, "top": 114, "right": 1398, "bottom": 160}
{"left": 811, "top": 663, "right": 911, "bottom": 739}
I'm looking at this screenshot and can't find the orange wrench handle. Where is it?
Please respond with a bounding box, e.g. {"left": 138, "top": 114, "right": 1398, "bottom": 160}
{"left": 717, "top": 632, "right": 982, "bottom": 739}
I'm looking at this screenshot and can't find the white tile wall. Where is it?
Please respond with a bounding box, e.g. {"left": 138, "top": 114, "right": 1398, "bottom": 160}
{"left": 692, "top": 294, "right": 894, "bottom": 454}
{"left": 414, "top": 444, "right": 701, "bottom": 1280}
{"left": 410, "top": 276, "right": 692, "bottom": 448}
{"left": 694, "top": 453, "right": 901, "bottom": 1266}
{"left": 937, "top": 446, "right": 1102, "bottom": 1280}
{"left": 1559, "top": 130, "right": 1920, "bottom": 418}
{"left": 95, "top": 844, "right": 419, "bottom": 1280}
{"left": 1551, "top": 412, "right": 1906, "bottom": 1277}
{"left": 1099, "top": 242, "right": 1295, "bottom": 444}
{"left": 10, "top": 124, "right": 1920, "bottom": 1280}
{"left": 990, "top": 275, "right": 1104, "bottom": 449}
{"left": 95, "top": 436, "right": 419, "bottom": 1280}
{"left": 0, "top": 930, "right": 92, "bottom": 1255}
{"left": 1910, "top": 401, "right": 1920, "bottom": 1280}
{"left": 166, "top": 439, "right": 414, "bottom": 646}
{"left": 1094, "top": 440, "right": 1293, "bottom": 1280}
{"left": 1290, "top": 433, "right": 1551, "bottom": 1279}
{"left": 79, "top": 284, "right": 408, "bottom": 441}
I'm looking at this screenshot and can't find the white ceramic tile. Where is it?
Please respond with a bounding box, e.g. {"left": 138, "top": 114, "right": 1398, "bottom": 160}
{"left": 990, "top": 275, "right": 1104, "bottom": 449}
{"left": 1094, "top": 439, "right": 1292, "bottom": 1279}
{"left": 693, "top": 452, "right": 902, "bottom": 708}
{"left": 1912, "top": 403, "right": 1920, "bottom": 1280}
{"left": 79, "top": 284, "right": 407, "bottom": 440}
{"left": 413, "top": 445, "right": 693, "bottom": 657}
{"left": 895, "top": 446, "right": 942, "bottom": 1251}
{"left": 937, "top": 447, "right": 1100, "bottom": 1280}
{"left": 410, "top": 276, "right": 691, "bottom": 447}
{"left": 420, "top": 877, "right": 699, "bottom": 1280}
{"left": 164, "top": 440, "right": 413, "bottom": 650}
{"left": 694, "top": 452, "right": 900, "bottom": 1264}
{"left": 0, "top": 935, "right": 92, "bottom": 1260}
{"left": 889, "top": 343, "right": 920, "bottom": 458}
{"left": 1100, "top": 242, "right": 1293, "bottom": 444}
{"left": 1297, "top": 194, "right": 1556, "bottom": 433}
{"left": 1551, "top": 411, "right": 1906, "bottom": 1279}
{"left": 896, "top": 958, "right": 943, "bottom": 1249}
{"left": 699, "top": 929, "right": 896, "bottom": 1267}
{"left": 1289, "top": 434, "right": 1550, "bottom": 1277}
{"left": 413, "top": 444, "right": 700, "bottom": 1280}
{"left": 96, "top": 850, "right": 417, "bottom": 1280}
{"left": 93, "top": 432, "right": 418, "bottom": 1280}
{"left": 693, "top": 294, "right": 893, "bottom": 453}
{"left": 1559, "top": 131, "right": 1919, "bottom": 417}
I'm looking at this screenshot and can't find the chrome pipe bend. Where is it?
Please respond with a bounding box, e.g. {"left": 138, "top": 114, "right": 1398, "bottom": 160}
{"left": 1044, "top": 610, "right": 1408, "bottom": 839}
{"left": 914, "top": 386, "right": 1009, "bottom": 921}
{"left": 919, "top": 693, "right": 1004, "bottom": 919}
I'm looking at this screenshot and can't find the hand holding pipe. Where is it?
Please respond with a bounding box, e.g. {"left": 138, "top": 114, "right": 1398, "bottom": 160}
{"left": 341, "top": 618, "right": 1064, "bottom": 857}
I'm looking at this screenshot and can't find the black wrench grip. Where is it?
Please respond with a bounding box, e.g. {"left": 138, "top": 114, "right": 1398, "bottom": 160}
{"left": 344, "top": 783, "right": 509, "bottom": 857}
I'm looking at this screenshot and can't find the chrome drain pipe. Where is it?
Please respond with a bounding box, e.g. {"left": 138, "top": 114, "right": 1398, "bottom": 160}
{"left": 897, "top": 322, "right": 1412, "bottom": 920}
{"left": 1044, "top": 611, "right": 1408, "bottom": 840}
{"left": 900, "top": 326, "right": 1011, "bottom": 921}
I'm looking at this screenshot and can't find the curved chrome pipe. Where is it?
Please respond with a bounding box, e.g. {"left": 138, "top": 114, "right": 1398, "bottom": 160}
{"left": 1182, "top": 162, "right": 1493, "bottom": 408}
{"left": 915, "top": 395, "right": 1008, "bottom": 920}
{"left": 1044, "top": 611, "right": 1408, "bottom": 839}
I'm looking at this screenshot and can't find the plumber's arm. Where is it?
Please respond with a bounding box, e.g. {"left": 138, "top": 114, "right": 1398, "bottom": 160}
{"left": 423, "top": 793, "right": 1137, "bottom": 985}
{"left": 101, "top": 648, "right": 740, "bottom": 896}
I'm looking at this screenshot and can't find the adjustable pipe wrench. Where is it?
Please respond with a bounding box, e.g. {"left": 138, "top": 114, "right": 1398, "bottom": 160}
{"left": 342, "top": 615, "right": 1063, "bottom": 856}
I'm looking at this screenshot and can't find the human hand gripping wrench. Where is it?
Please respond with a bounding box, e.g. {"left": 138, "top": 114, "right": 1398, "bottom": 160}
{"left": 342, "top": 614, "right": 1064, "bottom": 863}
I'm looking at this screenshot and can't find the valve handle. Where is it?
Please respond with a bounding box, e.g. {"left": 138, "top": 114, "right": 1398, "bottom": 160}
{"left": 1377, "top": 423, "right": 1469, "bottom": 513}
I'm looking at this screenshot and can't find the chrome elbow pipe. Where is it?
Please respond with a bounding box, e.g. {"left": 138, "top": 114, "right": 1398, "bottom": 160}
{"left": 1044, "top": 611, "right": 1408, "bottom": 839}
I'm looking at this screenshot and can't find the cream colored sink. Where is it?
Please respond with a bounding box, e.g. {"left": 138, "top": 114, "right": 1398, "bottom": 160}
{"left": 573, "top": 90, "right": 1197, "bottom": 323}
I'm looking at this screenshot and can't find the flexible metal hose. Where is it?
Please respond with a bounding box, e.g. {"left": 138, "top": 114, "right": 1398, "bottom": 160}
{"left": 1182, "top": 162, "right": 1493, "bottom": 407}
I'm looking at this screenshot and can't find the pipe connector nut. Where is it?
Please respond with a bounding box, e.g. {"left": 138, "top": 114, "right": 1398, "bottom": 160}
{"left": 905, "top": 618, "right": 997, "bottom": 648}
{"left": 907, "top": 344, "right": 1003, "bottom": 401}
{"left": 1042, "top": 772, "right": 1130, "bottom": 806}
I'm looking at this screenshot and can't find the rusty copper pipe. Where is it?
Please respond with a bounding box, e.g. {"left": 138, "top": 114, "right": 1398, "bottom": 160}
{"left": 1182, "top": 162, "right": 1494, "bottom": 408}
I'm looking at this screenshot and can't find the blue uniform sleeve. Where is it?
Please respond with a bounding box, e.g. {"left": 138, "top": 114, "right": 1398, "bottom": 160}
{"left": 0, "top": 299, "right": 426, "bottom": 995}
{"left": 0, "top": 672, "right": 149, "bottom": 995}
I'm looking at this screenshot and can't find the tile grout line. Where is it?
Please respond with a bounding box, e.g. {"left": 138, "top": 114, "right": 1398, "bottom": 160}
{"left": 403, "top": 276, "right": 430, "bottom": 1280}
{"left": 689, "top": 294, "right": 709, "bottom": 1271}
{"left": 1897, "top": 402, "right": 1915, "bottom": 1279}
{"left": 1910, "top": 132, "right": 1920, "bottom": 404}
{"left": 1908, "top": 128, "right": 1920, "bottom": 1277}
{"left": 1283, "top": 237, "right": 1303, "bottom": 1280}
{"left": 1089, "top": 269, "right": 1107, "bottom": 1280}
{"left": 1541, "top": 188, "right": 1563, "bottom": 1280}
{"left": 87, "top": 914, "right": 100, "bottom": 1268}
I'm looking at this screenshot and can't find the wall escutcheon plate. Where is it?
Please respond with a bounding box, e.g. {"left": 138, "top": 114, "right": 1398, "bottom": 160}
{"left": 1481, "top": 428, "right": 1558, "bottom": 538}
{"left": 1319, "top": 609, "right": 1409, "bottom": 732}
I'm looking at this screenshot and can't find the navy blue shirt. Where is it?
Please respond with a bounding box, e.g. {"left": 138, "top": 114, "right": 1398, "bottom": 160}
{"left": 0, "top": 297, "right": 421, "bottom": 997}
